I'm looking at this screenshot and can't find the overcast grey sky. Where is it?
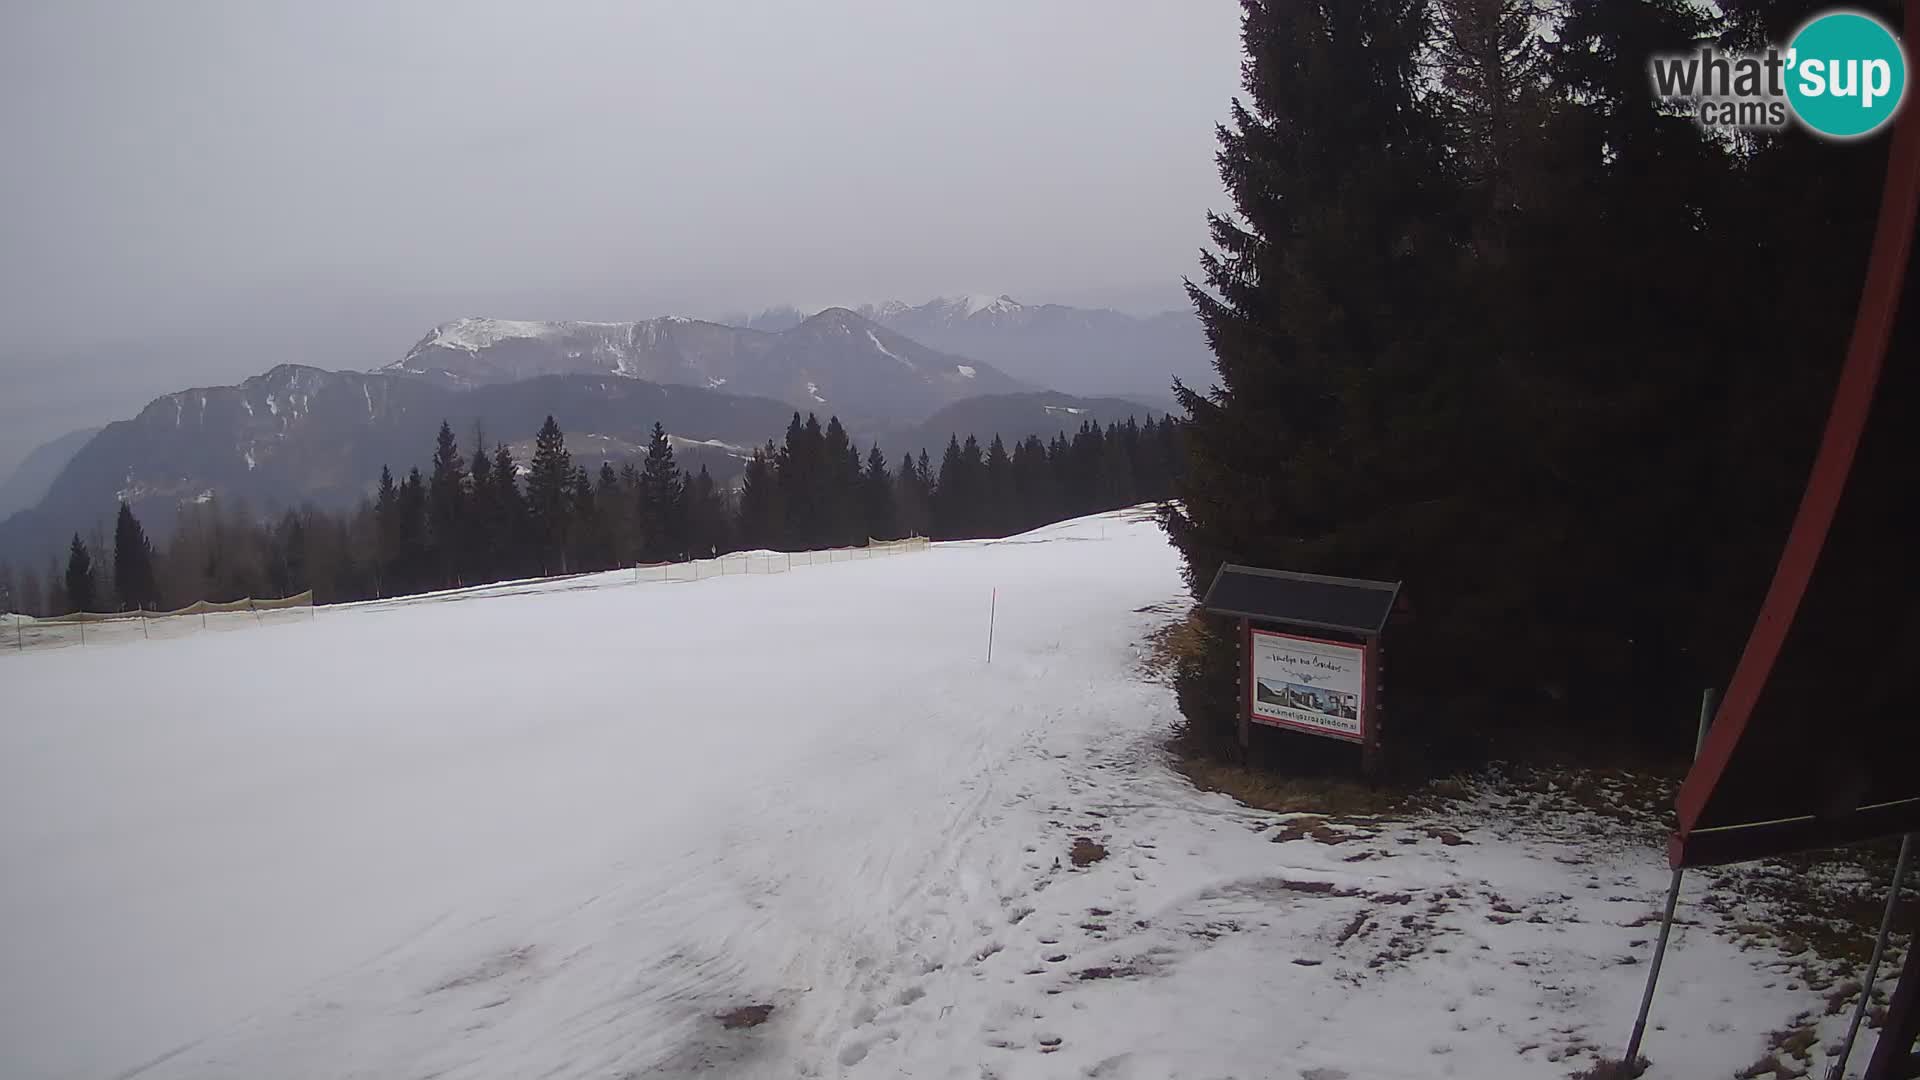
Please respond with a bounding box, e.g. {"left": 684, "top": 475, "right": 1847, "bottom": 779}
{"left": 0, "top": 1, "right": 1241, "bottom": 472}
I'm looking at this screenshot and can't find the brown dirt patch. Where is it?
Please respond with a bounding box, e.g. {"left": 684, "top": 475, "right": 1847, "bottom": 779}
{"left": 717, "top": 1003, "right": 774, "bottom": 1029}
{"left": 1569, "top": 1058, "right": 1648, "bottom": 1080}
{"left": 1070, "top": 838, "right": 1109, "bottom": 868}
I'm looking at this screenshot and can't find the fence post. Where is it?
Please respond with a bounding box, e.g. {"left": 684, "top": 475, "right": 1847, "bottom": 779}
{"left": 14, "top": 612, "right": 21, "bottom": 652}
{"left": 987, "top": 588, "right": 997, "bottom": 664}
{"left": 140, "top": 611, "right": 149, "bottom": 640}
{"left": 79, "top": 619, "right": 86, "bottom": 646}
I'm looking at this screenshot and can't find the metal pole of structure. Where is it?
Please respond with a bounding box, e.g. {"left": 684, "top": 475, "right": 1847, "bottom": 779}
{"left": 1624, "top": 869, "right": 1687, "bottom": 1068}
{"left": 140, "top": 611, "right": 148, "bottom": 640}
{"left": 1694, "top": 687, "right": 1719, "bottom": 760}
{"left": 15, "top": 612, "right": 22, "bottom": 652}
{"left": 987, "top": 588, "right": 997, "bottom": 664}
{"left": 1624, "top": 687, "right": 1719, "bottom": 1069}
{"left": 1827, "top": 832, "right": 1915, "bottom": 1080}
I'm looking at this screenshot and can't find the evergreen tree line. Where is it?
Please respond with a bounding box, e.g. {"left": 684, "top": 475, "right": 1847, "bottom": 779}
{"left": 1, "top": 411, "right": 1181, "bottom": 615}
{"left": 1167, "top": 0, "right": 1902, "bottom": 769}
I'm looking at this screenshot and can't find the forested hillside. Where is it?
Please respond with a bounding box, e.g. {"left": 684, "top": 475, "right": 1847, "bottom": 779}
{"left": 1, "top": 412, "right": 1180, "bottom": 614}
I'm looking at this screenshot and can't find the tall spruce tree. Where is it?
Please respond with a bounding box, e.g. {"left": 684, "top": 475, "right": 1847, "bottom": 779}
{"left": 490, "top": 443, "right": 525, "bottom": 579}
{"left": 738, "top": 442, "right": 784, "bottom": 550}
{"left": 112, "top": 502, "right": 158, "bottom": 610}
{"left": 861, "top": 445, "right": 895, "bottom": 541}
{"left": 1164, "top": 0, "right": 1462, "bottom": 746}
{"left": 932, "top": 435, "right": 969, "bottom": 540}
{"left": 983, "top": 435, "right": 1014, "bottom": 537}
{"left": 64, "top": 533, "right": 95, "bottom": 614}
{"left": 396, "top": 468, "right": 428, "bottom": 591}
{"left": 638, "top": 421, "right": 686, "bottom": 562}
{"left": 427, "top": 420, "right": 467, "bottom": 587}
{"left": 525, "top": 416, "right": 573, "bottom": 574}
{"left": 778, "top": 413, "right": 828, "bottom": 548}
{"left": 684, "top": 465, "right": 728, "bottom": 557}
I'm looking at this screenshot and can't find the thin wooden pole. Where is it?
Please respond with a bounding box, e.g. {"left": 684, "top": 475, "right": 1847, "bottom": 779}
{"left": 987, "top": 588, "right": 997, "bottom": 664}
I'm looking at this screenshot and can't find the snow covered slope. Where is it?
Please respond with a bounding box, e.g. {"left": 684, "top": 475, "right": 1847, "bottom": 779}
{"left": 0, "top": 511, "right": 1874, "bottom": 1079}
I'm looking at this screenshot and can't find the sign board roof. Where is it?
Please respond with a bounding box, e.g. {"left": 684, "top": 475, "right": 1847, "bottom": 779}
{"left": 1201, "top": 564, "right": 1400, "bottom": 638}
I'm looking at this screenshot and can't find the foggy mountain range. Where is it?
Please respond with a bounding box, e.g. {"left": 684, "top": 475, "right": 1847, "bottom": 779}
{"left": 0, "top": 296, "right": 1197, "bottom": 564}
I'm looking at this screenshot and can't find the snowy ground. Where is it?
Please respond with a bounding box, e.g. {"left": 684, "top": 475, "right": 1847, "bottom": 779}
{"left": 1, "top": 508, "right": 1905, "bottom": 1079}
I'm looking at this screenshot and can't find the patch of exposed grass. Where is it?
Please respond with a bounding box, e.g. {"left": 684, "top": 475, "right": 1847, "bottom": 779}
{"left": 1569, "top": 1056, "right": 1648, "bottom": 1079}
{"left": 1139, "top": 611, "right": 1209, "bottom": 681}
{"left": 1173, "top": 757, "right": 1408, "bottom": 818}
{"left": 716, "top": 1003, "right": 774, "bottom": 1029}
{"left": 1069, "top": 838, "right": 1108, "bottom": 868}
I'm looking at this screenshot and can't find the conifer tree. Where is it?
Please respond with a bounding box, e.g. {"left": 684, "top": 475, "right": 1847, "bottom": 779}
{"left": 777, "top": 413, "right": 828, "bottom": 548}
{"left": 112, "top": 502, "right": 158, "bottom": 610}
{"left": 892, "top": 450, "right": 930, "bottom": 538}
{"left": 637, "top": 421, "right": 685, "bottom": 562}
{"left": 427, "top": 420, "right": 467, "bottom": 587}
{"left": 932, "top": 435, "right": 968, "bottom": 540}
{"left": 396, "top": 468, "right": 429, "bottom": 591}
{"left": 738, "top": 442, "right": 784, "bottom": 550}
{"left": 468, "top": 441, "right": 495, "bottom": 579}
{"left": 64, "top": 533, "right": 95, "bottom": 614}
{"left": 568, "top": 465, "right": 600, "bottom": 571}
{"left": 1164, "top": 0, "right": 1454, "bottom": 739}
{"left": 983, "top": 435, "right": 1014, "bottom": 537}
{"left": 525, "top": 415, "right": 573, "bottom": 574}
{"left": 821, "top": 417, "right": 858, "bottom": 546}
{"left": 684, "top": 465, "right": 728, "bottom": 558}
{"left": 861, "top": 445, "right": 895, "bottom": 541}
{"left": 490, "top": 443, "right": 526, "bottom": 580}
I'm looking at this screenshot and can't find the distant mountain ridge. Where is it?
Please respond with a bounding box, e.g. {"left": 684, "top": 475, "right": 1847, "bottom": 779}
{"left": 384, "top": 307, "right": 1024, "bottom": 429}
{"left": 731, "top": 295, "right": 1213, "bottom": 401}
{"left": 0, "top": 426, "right": 101, "bottom": 520}
{"left": 0, "top": 365, "right": 795, "bottom": 565}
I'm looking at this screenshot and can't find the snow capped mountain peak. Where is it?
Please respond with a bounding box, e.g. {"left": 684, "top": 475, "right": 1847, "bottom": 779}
{"left": 955, "top": 293, "right": 1023, "bottom": 317}
{"left": 419, "top": 318, "right": 568, "bottom": 354}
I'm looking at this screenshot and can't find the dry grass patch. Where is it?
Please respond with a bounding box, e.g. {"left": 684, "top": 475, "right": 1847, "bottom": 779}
{"left": 1174, "top": 757, "right": 1407, "bottom": 818}
{"left": 716, "top": 1003, "right": 774, "bottom": 1029}
{"left": 1569, "top": 1056, "right": 1648, "bottom": 1079}
{"left": 1069, "top": 838, "right": 1108, "bottom": 868}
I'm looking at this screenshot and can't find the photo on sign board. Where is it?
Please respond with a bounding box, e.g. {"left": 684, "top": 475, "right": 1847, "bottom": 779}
{"left": 1255, "top": 678, "right": 1359, "bottom": 720}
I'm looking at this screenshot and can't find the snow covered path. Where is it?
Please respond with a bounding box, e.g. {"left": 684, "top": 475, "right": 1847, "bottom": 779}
{"left": 0, "top": 509, "right": 1871, "bottom": 1079}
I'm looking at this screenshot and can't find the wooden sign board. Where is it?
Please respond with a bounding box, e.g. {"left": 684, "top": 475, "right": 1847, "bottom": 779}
{"left": 1246, "top": 625, "right": 1370, "bottom": 744}
{"left": 1201, "top": 564, "right": 1400, "bottom": 774}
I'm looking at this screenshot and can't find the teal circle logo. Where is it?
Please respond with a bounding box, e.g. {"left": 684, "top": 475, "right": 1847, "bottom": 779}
{"left": 1787, "top": 10, "right": 1908, "bottom": 139}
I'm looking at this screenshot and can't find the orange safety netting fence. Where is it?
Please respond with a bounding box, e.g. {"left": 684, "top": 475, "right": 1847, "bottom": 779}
{"left": 6, "top": 591, "right": 314, "bottom": 653}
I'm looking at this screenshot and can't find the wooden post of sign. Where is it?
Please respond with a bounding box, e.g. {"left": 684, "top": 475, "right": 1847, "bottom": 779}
{"left": 1237, "top": 618, "right": 1251, "bottom": 764}
{"left": 1361, "top": 640, "right": 1384, "bottom": 779}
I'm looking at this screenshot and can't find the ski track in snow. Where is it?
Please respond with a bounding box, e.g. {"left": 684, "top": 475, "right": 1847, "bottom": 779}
{"left": 0, "top": 509, "right": 1868, "bottom": 1079}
